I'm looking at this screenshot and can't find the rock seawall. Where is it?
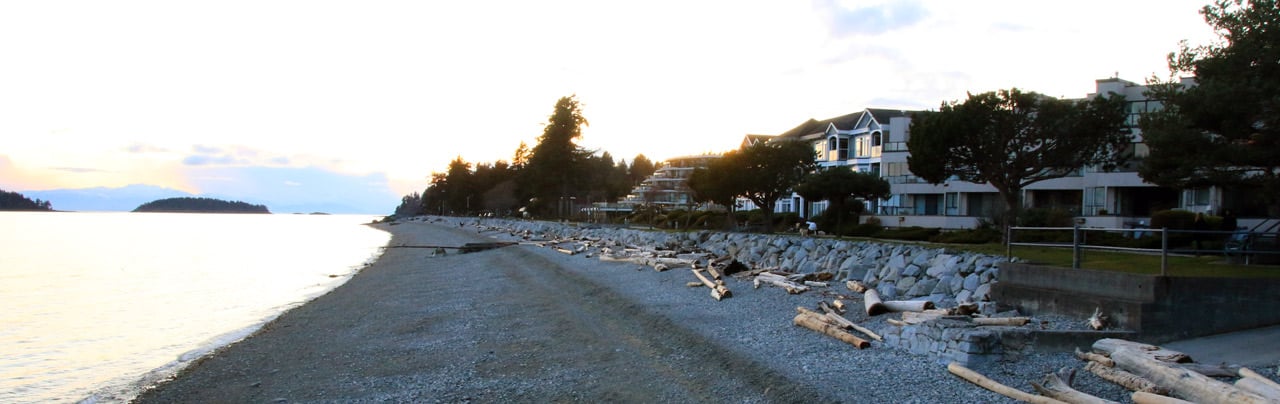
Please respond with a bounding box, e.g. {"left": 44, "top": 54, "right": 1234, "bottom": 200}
{"left": 443, "top": 217, "right": 1011, "bottom": 308}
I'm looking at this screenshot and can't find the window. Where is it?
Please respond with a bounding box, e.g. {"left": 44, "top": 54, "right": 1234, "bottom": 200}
{"left": 872, "top": 131, "right": 882, "bottom": 147}
{"left": 838, "top": 137, "right": 849, "bottom": 160}
{"left": 1084, "top": 187, "right": 1106, "bottom": 215}
{"left": 945, "top": 192, "right": 959, "bottom": 216}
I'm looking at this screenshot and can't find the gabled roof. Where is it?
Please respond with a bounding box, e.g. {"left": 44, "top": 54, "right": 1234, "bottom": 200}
{"left": 775, "top": 108, "right": 920, "bottom": 140}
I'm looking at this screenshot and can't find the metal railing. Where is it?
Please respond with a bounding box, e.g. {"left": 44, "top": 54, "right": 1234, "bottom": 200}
{"left": 1007, "top": 225, "right": 1279, "bottom": 275}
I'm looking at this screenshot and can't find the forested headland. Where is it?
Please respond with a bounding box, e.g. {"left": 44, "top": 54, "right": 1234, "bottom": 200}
{"left": 0, "top": 189, "right": 54, "bottom": 211}
{"left": 133, "top": 197, "right": 270, "bottom": 214}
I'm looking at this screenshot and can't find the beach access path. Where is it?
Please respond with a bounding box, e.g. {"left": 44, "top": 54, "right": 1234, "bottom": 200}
{"left": 134, "top": 220, "right": 1073, "bottom": 403}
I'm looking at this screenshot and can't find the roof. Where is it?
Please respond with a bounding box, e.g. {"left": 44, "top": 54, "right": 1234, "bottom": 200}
{"left": 775, "top": 108, "right": 920, "bottom": 140}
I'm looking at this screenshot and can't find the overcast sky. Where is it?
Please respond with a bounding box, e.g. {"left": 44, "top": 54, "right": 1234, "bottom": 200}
{"left": 0, "top": 0, "right": 1216, "bottom": 212}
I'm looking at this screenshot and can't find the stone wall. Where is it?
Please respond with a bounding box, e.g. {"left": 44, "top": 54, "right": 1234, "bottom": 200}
{"left": 462, "top": 218, "right": 1010, "bottom": 307}
{"left": 881, "top": 319, "right": 1033, "bottom": 367}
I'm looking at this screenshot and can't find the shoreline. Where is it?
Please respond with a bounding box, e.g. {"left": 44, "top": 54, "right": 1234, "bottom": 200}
{"left": 132, "top": 218, "right": 1133, "bottom": 402}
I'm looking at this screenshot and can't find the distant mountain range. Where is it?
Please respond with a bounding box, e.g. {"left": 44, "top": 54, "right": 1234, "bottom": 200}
{"left": 22, "top": 184, "right": 385, "bottom": 214}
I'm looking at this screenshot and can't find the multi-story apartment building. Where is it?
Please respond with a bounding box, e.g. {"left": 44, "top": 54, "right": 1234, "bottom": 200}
{"left": 621, "top": 154, "right": 720, "bottom": 210}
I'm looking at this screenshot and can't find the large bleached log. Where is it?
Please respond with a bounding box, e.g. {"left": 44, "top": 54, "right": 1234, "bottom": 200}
{"left": 864, "top": 288, "right": 887, "bottom": 316}
{"left": 973, "top": 317, "right": 1030, "bottom": 326}
{"left": 816, "top": 304, "right": 883, "bottom": 342}
{"left": 1084, "top": 361, "right": 1167, "bottom": 395}
{"left": 792, "top": 312, "right": 869, "bottom": 349}
{"left": 1110, "top": 347, "right": 1268, "bottom": 404}
{"left": 1130, "top": 392, "right": 1194, "bottom": 404}
{"left": 881, "top": 300, "right": 935, "bottom": 313}
{"left": 1239, "top": 367, "right": 1280, "bottom": 390}
{"left": 1235, "top": 377, "right": 1280, "bottom": 402}
{"left": 946, "top": 362, "right": 1067, "bottom": 404}
{"left": 1030, "top": 368, "right": 1119, "bottom": 404}
{"left": 1074, "top": 348, "right": 1116, "bottom": 367}
{"left": 1092, "top": 339, "right": 1192, "bottom": 363}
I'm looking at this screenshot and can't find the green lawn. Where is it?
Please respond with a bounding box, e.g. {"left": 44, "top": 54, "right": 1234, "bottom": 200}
{"left": 943, "top": 242, "right": 1280, "bottom": 278}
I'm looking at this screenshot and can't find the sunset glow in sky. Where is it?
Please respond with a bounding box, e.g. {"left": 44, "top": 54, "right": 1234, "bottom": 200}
{"left": 0, "top": 1, "right": 1215, "bottom": 212}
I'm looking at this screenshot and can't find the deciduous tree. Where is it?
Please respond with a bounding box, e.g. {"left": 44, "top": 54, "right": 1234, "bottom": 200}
{"left": 736, "top": 140, "right": 816, "bottom": 232}
{"left": 795, "top": 166, "right": 890, "bottom": 235}
{"left": 907, "top": 89, "right": 1129, "bottom": 227}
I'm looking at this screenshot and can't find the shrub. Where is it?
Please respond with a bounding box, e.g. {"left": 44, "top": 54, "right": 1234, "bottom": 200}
{"left": 1018, "top": 207, "right": 1074, "bottom": 227}
{"left": 876, "top": 226, "right": 940, "bottom": 241}
{"left": 931, "top": 227, "right": 1002, "bottom": 244}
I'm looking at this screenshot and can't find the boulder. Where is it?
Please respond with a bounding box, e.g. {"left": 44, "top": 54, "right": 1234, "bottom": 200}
{"left": 962, "top": 273, "right": 980, "bottom": 292}
{"left": 973, "top": 283, "right": 992, "bottom": 302}
{"left": 907, "top": 278, "right": 938, "bottom": 297}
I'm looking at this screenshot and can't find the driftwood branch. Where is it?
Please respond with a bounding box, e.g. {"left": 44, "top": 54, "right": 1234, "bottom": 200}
{"left": 1130, "top": 391, "right": 1194, "bottom": 404}
{"left": 1030, "top": 368, "right": 1118, "bottom": 404}
{"left": 947, "top": 362, "right": 1067, "bottom": 404}
{"left": 1074, "top": 348, "right": 1116, "bottom": 367}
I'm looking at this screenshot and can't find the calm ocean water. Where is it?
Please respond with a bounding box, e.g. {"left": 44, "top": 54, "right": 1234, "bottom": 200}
{"left": 0, "top": 211, "right": 391, "bottom": 403}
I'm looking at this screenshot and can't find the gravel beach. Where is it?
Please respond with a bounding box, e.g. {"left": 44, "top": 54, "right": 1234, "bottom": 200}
{"left": 134, "top": 220, "right": 1163, "bottom": 403}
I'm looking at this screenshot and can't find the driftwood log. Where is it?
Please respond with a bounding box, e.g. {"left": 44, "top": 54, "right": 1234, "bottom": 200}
{"left": 973, "top": 317, "right": 1030, "bottom": 326}
{"left": 1110, "top": 347, "right": 1267, "bottom": 404}
{"left": 1235, "top": 377, "right": 1280, "bottom": 402}
{"left": 1092, "top": 339, "right": 1192, "bottom": 363}
{"left": 1130, "top": 392, "right": 1194, "bottom": 404}
{"left": 792, "top": 312, "right": 869, "bottom": 349}
{"left": 1083, "top": 361, "right": 1167, "bottom": 394}
{"left": 691, "top": 269, "right": 731, "bottom": 301}
{"left": 753, "top": 272, "right": 810, "bottom": 294}
{"left": 1030, "top": 368, "right": 1119, "bottom": 404}
{"left": 831, "top": 299, "right": 847, "bottom": 313}
{"left": 1074, "top": 348, "right": 1116, "bottom": 367}
{"left": 864, "top": 289, "right": 887, "bottom": 316}
{"left": 881, "top": 300, "right": 936, "bottom": 313}
{"left": 816, "top": 303, "right": 883, "bottom": 342}
{"left": 947, "top": 362, "right": 1067, "bottom": 404}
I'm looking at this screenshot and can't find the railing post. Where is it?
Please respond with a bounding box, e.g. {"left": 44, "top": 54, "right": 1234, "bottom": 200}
{"left": 1005, "top": 226, "right": 1012, "bottom": 258}
{"left": 1160, "top": 228, "right": 1168, "bottom": 277}
{"left": 1072, "top": 224, "right": 1081, "bottom": 269}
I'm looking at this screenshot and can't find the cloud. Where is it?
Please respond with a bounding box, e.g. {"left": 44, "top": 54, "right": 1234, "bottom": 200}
{"left": 817, "top": 0, "right": 929, "bottom": 37}
{"left": 124, "top": 142, "right": 169, "bottom": 153}
{"left": 182, "top": 154, "right": 240, "bottom": 166}
{"left": 182, "top": 144, "right": 289, "bottom": 167}
{"left": 49, "top": 167, "right": 110, "bottom": 174}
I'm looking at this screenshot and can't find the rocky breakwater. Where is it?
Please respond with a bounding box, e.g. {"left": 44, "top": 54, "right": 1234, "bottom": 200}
{"left": 438, "top": 217, "right": 1010, "bottom": 309}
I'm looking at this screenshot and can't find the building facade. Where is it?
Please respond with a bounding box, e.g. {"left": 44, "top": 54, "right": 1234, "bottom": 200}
{"left": 751, "top": 77, "right": 1273, "bottom": 230}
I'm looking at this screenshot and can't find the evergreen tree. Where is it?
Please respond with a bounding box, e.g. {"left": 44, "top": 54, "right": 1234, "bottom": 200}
{"left": 521, "top": 95, "right": 590, "bottom": 217}
{"left": 1140, "top": 0, "right": 1280, "bottom": 212}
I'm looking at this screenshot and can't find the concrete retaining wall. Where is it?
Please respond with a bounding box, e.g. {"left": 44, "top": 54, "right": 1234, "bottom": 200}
{"left": 993, "top": 262, "right": 1280, "bottom": 342}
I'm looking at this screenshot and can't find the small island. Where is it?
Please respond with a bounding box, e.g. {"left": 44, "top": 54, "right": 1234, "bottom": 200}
{"left": 1, "top": 189, "right": 54, "bottom": 211}
{"left": 133, "top": 197, "right": 271, "bottom": 214}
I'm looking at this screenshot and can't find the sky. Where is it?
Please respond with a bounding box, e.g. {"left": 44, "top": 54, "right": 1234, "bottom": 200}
{"left": 0, "top": 0, "right": 1217, "bottom": 213}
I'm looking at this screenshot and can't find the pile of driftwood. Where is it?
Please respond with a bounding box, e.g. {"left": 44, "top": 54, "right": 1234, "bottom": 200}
{"left": 843, "top": 280, "right": 1033, "bottom": 328}
{"left": 948, "top": 338, "right": 1279, "bottom": 403}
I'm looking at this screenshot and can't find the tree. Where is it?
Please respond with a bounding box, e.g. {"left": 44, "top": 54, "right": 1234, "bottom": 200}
{"left": 628, "top": 154, "right": 656, "bottom": 185}
{"left": 0, "top": 189, "right": 54, "bottom": 211}
{"left": 1139, "top": 0, "right": 1280, "bottom": 212}
{"left": 907, "top": 88, "right": 1129, "bottom": 227}
{"left": 688, "top": 154, "right": 742, "bottom": 229}
{"left": 736, "top": 140, "right": 817, "bottom": 232}
{"left": 795, "top": 166, "right": 890, "bottom": 235}
{"left": 521, "top": 95, "right": 590, "bottom": 217}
